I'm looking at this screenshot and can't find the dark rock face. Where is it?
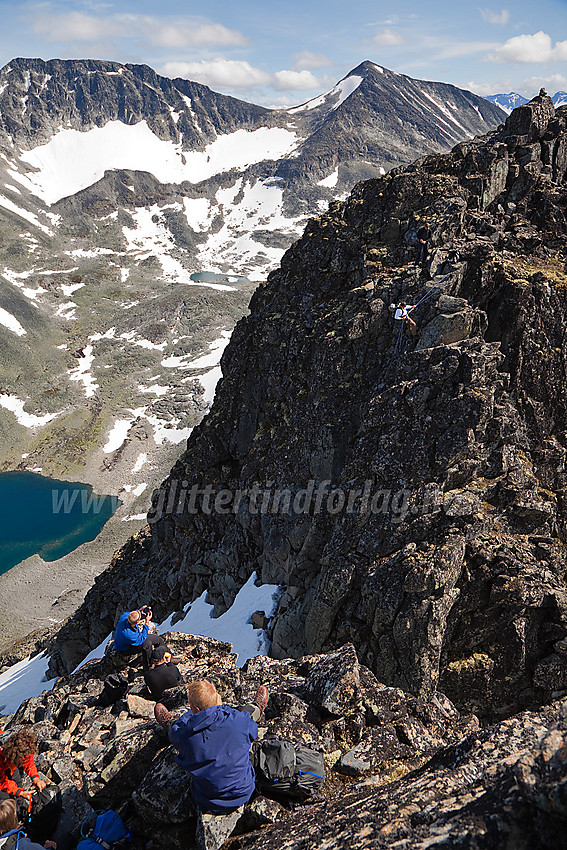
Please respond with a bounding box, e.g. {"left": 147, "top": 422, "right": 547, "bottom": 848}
{"left": 0, "top": 58, "right": 270, "bottom": 150}
{"left": 48, "top": 96, "right": 567, "bottom": 723}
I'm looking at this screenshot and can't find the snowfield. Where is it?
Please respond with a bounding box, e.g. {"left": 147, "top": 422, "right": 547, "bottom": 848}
{"left": 13, "top": 121, "right": 299, "bottom": 205}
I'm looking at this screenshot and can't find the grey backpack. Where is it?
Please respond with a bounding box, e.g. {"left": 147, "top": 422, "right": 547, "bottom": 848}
{"left": 251, "top": 737, "right": 325, "bottom": 801}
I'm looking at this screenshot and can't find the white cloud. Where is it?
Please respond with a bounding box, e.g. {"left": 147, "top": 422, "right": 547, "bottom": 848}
{"left": 33, "top": 11, "right": 119, "bottom": 41}
{"left": 161, "top": 59, "right": 271, "bottom": 88}
{"left": 31, "top": 11, "right": 247, "bottom": 48}
{"left": 161, "top": 60, "right": 321, "bottom": 93}
{"left": 273, "top": 69, "right": 320, "bottom": 90}
{"left": 438, "top": 40, "right": 500, "bottom": 59}
{"left": 372, "top": 28, "right": 405, "bottom": 46}
{"left": 479, "top": 8, "right": 510, "bottom": 25}
{"left": 129, "top": 18, "right": 248, "bottom": 49}
{"left": 467, "top": 79, "right": 505, "bottom": 96}
{"left": 488, "top": 31, "right": 567, "bottom": 63}
{"left": 293, "top": 51, "right": 332, "bottom": 71}
{"left": 522, "top": 73, "right": 567, "bottom": 94}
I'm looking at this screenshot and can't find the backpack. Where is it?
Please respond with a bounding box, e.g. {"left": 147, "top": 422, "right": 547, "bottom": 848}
{"left": 251, "top": 738, "right": 325, "bottom": 801}
{"left": 24, "top": 785, "right": 62, "bottom": 845}
{"left": 0, "top": 830, "right": 25, "bottom": 850}
{"left": 97, "top": 673, "right": 129, "bottom": 708}
{"left": 77, "top": 810, "right": 130, "bottom": 850}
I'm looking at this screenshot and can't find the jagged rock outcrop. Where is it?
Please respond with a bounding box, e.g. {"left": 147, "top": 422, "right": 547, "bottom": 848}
{"left": 48, "top": 93, "right": 567, "bottom": 721}
{"left": 231, "top": 700, "right": 567, "bottom": 850}
{"left": 0, "top": 636, "right": 484, "bottom": 849}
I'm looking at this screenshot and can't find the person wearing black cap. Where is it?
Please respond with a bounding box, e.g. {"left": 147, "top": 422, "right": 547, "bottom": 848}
{"left": 143, "top": 645, "right": 183, "bottom": 702}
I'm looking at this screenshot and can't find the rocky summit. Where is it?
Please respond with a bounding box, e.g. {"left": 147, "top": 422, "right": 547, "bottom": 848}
{"left": 2, "top": 636, "right": 567, "bottom": 850}
{"left": 44, "top": 91, "right": 567, "bottom": 734}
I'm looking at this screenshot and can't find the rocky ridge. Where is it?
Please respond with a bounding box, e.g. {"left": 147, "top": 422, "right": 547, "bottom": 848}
{"left": 2, "top": 635, "right": 567, "bottom": 849}
{"left": 46, "top": 92, "right": 567, "bottom": 726}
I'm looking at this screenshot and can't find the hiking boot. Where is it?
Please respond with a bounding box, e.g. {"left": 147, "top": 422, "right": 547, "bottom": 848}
{"left": 255, "top": 685, "right": 269, "bottom": 717}
{"left": 154, "top": 702, "right": 173, "bottom": 729}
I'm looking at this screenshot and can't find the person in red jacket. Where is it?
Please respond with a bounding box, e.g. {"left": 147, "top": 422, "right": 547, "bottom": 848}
{"left": 0, "top": 730, "right": 45, "bottom": 806}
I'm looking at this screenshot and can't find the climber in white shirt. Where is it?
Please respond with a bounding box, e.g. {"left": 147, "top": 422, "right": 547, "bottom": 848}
{"left": 394, "top": 301, "right": 417, "bottom": 337}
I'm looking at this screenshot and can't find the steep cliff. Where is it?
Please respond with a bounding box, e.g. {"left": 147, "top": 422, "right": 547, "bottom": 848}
{"left": 49, "top": 93, "right": 567, "bottom": 720}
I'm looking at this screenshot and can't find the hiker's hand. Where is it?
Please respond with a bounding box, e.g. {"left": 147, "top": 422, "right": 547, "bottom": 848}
{"left": 33, "top": 776, "right": 46, "bottom": 792}
{"left": 19, "top": 790, "right": 33, "bottom": 802}
{"left": 44, "top": 841, "right": 57, "bottom": 849}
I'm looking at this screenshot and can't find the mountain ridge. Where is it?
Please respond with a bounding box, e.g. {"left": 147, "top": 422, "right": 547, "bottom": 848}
{"left": 43, "top": 91, "right": 567, "bottom": 725}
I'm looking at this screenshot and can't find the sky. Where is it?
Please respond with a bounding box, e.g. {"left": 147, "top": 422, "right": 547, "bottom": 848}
{"left": 0, "top": 0, "right": 566, "bottom": 107}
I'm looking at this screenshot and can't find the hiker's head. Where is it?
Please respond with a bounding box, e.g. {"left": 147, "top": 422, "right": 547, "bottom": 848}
{"left": 151, "top": 645, "right": 169, "bottom": 666}
{"left": 0, "top": 798, "right": 18, "bottom": 834}
{"left": 2, "top": 729, "right": 38, "bottom": 767}
{"left": 128, "top": 610, "right": 141, "bottom": 626}
{"left": 186, "top": 680, "right": 222, "bottom": 712}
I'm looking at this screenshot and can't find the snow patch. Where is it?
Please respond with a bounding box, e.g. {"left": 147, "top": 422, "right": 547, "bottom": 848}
{"left": 0, "top": 394, "right": 59, "bottom": 428}
{"left": 134, "top": 339, "right": 167, "bottom": 351}
{"left": 317, "top": 168, "right": 339, "bottom": 188}
{"left": 0, "top": 651, "right": 53, "bottom": 715}
{"left": 132, "top": 452, "right": 148, "bottom": 473}
{"left": 0, "top": 194, "right": 53, "bottom": 235}
{"left": 198, "top": 366, "right": 222, "bottom": 404}
{"left": 197, "top": 179, "right": 308, "bottom": 280}
{"left": 103, "top": 418, "right": 132, "bottom": 453}
{"left": 138, "top": 383, "right": 168, "bottom": 396}
{"left": 157, "top": 573, "right": 280, "bottom": 664}
{"left": 183, "top": 197, "right": 213, "bottom": 232}
{"left": 68, "top": 345, "right": 98, "bottom": 398}
{"left": 185, "top": 330, "right": 231, "bottom": 369}
{"left": 289, "top": 75, "right": 363, "bottom": 113}
{"left": 0, "top": 307, "right": 26, "bottom": 336}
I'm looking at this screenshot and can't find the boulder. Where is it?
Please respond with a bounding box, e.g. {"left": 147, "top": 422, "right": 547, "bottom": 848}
{"left": 304, "top": 644, "right": 360, "bottom": 715}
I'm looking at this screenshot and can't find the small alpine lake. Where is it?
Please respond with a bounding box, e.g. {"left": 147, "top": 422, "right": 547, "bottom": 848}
{"left": 0, "top": 471, "right": 120, "bottom": 576}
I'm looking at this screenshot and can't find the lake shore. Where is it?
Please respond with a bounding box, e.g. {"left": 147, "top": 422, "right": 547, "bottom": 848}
{"left": 0, "top": 433, "right": 184, "bottom": 654}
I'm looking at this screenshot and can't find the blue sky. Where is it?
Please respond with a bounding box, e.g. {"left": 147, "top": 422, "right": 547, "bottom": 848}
{"left": 0, "top": 0, "right": 566, "bottom": 105}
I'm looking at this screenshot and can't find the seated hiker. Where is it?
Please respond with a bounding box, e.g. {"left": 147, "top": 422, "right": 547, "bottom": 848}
{"left": 143, "top": 645, "right": 182, "bottom": 702}
{"left": 0, "top": 730, "right": 45, "bottom": 806}
{"left": 113, "top": 606, "right": 168, "bottom": 669}
{"left": 394, "top": 301, "right": 417, "bottom": 337}
{"left": 0, "top": 799, "right": 56, "bottom": 850}
{"left": 417, "top": 221, "right": 431, "bottom": 268}
{"left": 154, "top": 679, "right": 269, "bottom": 814}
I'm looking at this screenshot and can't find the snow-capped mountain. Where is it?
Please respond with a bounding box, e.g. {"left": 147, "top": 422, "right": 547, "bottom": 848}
{"left": 486, "top": 90, "right": 567, "bottom": 114}
{"left": 0, "top": 57, "right": 505, "bottom": 496}
{"left": 485, "top": 92, "right": 529, "bottom": 114}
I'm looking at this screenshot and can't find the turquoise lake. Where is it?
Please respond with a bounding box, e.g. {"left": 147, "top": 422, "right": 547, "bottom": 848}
{"left": 0, "top": 471, "right": 120, "bottom": 577}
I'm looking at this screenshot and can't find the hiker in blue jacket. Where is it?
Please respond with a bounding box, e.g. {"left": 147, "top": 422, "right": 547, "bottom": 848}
{"left": 113, "top": 607, "right": 168, "bottom": 669}
{"left": 154, "top": 680, "right": 268, "bottom": 814}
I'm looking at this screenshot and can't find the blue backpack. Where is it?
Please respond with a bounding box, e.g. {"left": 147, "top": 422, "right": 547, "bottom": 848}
{"left": 77, "top": 810, "right": 130, "bottom": 849}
